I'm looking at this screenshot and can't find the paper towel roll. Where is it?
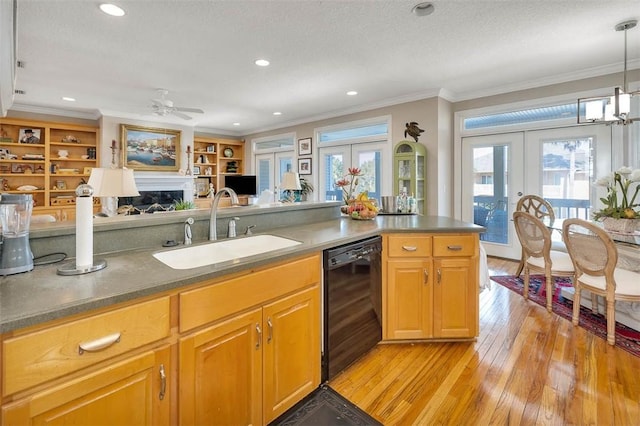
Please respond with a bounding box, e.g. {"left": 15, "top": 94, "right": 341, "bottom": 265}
{"left": 76, "top": 196, "right": 93, "bottom": 269}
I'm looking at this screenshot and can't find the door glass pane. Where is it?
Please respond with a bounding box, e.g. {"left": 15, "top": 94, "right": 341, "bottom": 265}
{"left": 473, "top": 145, "right": 509, "bottom": 243}
{"left": 355, "top": 150, "right": 381, "bottom": 200}
{"left": 541, "top": 138, "right": 593, "bottom": 220}
{"left": 324, "top": 153, "right": 344, "bottom": 201}
{"left": 257, "top": 158, "right": 271, "bottom": 194}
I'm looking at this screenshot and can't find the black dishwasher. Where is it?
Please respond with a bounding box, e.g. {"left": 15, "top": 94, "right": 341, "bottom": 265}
{"left": 322, "top": 236, "right": 382, "bottom": 381}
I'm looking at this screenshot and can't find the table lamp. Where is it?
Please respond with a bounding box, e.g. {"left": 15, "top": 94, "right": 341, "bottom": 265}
{"left": 57, "top": 167, "right": 139, "bottom": 275}
{"left": 281, "top": 171, "right": 302, "bottom": 202}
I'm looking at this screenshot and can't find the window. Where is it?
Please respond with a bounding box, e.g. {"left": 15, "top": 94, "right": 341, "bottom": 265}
{"left": 317, "top": 117, "right": 391, "bottom": 202}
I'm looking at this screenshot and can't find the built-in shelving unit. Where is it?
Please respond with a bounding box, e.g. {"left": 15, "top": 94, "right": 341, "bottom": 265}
{"left": 192, "top": 136, "right": 244, "bottom": 198}
{"left": 0, "top": 118, "right": 100, "bottom": 221}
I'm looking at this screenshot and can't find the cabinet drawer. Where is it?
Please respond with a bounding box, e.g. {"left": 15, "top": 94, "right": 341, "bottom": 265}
{"left": 3, "top": 296, "right": 170, "bottom": 396}
{"left": 433, "top": 234, "right": 477, "bottom": 257}
{"left": 387, "top": 234, "right": 432, "bottom": 257}
{"left": 180, "top": 254, "right": 321, "bottom": 332}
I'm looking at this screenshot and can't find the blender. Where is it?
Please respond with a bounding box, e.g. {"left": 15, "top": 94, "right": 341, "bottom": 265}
{"left": 0, "top": 194, "right": 34, "bottom": 275}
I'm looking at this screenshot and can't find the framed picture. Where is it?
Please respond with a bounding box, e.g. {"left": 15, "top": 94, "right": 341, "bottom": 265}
{"left": 298, "top": 137, "right": 312, "bottom": 156}
{"left": 18, "top": 128, "right": 42, "bottom": 144}
{"left": 11, "top": 163, "right": 34, "bottom": 174}
{"left": 192, "top": 166, "right": 201, "bottom": 175}
{"left": 196, "top": 177, "right": 210, "bottom": 197}
{"left": 298, "top": 158, "right": 312, "bottom": 175}
{"left": 121, "top": 124, "right": 181, "bottom": 171}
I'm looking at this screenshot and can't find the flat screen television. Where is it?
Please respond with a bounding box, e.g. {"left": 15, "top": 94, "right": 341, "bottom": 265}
{"left": 224, "top": 175, "right": 257, "bottom": 196}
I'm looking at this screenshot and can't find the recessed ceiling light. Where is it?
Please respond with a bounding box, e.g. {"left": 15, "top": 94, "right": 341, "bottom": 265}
{"left": 346, "top": 91, "right": 358, "bottom": 96}
{"left": 255, "top": 59, "right": 270, "bottom": 67}
{"left": 273, "top": 111, "right": 282, "bottom": 116}
{"left": 233, "top": 122, "right": 240, "bottom": 126}
{"left": 62, "top": 97, "right": 76, "bottom": 102}
{"left": 412, "top": 2, "right": 434, "bottom": 16}
{"left": 99, "top": 3, "right": 125, "bottom": 17}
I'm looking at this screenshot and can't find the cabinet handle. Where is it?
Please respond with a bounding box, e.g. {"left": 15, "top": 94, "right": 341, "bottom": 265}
{"left": 159, "top": 364, "right": 166, "bottom": 401}
{"left": 78, "top": 332, "right": 121, "bottom": 355}
{"left": 423, "top": 268, "right": 429, "bottom": 284}
{"left": 402, "top": 245, "right": 417, "bottom": 252}
{"left": 437, "top": 269, "right": 442, "bottom": 284}
{"left": 255, "top": 323, "right": 262, "bottom": 349}
{"left": 447, "top": 245, "right": 463, "bottom": 251}
{"left": 267, "top": 317, "right": 273, "bottom": 343}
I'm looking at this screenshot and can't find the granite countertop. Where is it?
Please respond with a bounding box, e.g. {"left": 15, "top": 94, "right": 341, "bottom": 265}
{"left": 0, "top": 215, "right": 482, "bottom": 333}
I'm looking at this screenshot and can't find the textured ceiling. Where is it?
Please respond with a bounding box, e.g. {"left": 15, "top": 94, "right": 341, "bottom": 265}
{"left": 9, "top": 0, "right": 640, "bottom": 135}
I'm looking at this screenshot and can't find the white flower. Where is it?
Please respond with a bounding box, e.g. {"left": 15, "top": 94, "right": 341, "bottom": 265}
{"left": 629, "top": 169, "right": 640, "bottom": 182}
{"left": 617, "top": 166, "right": 633, "bottom": 175}
{"left": 594, "top": 173, "right": 614, "bottom": 187}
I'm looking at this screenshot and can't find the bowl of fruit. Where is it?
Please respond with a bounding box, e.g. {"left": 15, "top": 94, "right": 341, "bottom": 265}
{"left": 347, "top": 193, "right": 379, "bottom": 220}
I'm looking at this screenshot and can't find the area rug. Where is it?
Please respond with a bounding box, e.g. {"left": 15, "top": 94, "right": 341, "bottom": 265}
{"left": 491, "top": 274, "right": 640, "bottom": 358}
{"left": 269, "top": 385, "right": 382, "bottom": 426}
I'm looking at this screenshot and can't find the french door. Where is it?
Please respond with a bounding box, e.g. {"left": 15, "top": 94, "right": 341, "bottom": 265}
{"left": 255, "top": 152, "right": 294, "bottom": 200}
{"left": 462, "top": 125, "right": 611, "bottom": 259}
{"left": 461, "top": 133, "right": 524, "bottom": 259}
{"left": 318, "top": 142, "right": 388, "bottom": 202}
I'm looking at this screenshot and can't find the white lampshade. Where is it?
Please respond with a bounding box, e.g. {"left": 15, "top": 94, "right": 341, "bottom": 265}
{"left": 281, "top": 172, "right": 302, "bottom": 191}
{"left": 88, "top": 168, "right": 140, "bottom": 197}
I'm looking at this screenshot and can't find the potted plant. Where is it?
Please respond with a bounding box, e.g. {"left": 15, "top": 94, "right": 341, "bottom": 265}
{"left": 299, "top": 178, "right": 314, "bottom": 201}
{"left": 173, "top": 199, "right": 196, "bottom": 211}
{"left": 593, "top": 166, "right": 640, "bottom": 233}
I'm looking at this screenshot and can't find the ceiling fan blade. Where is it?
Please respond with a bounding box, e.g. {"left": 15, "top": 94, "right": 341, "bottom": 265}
{"left": 171, "top": 111, "right": 193, "bottom": 120}
{"left": 175, "top": 107, "right": 204, "bottom": 114}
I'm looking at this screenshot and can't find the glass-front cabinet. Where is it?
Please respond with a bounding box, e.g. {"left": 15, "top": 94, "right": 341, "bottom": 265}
{"left": 393, "top": 140, "right": 426, "bottom": 214}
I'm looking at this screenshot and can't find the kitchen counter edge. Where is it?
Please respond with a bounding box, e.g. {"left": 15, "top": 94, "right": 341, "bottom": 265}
{"left": 0, "top": 215, "right": 483, "bottom": 333}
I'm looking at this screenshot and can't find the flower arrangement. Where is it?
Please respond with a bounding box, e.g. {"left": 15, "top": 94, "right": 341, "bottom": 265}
{"left": 334, "top": 167, "right": 379, "bottom": 219}
{"left": 335, "top": 167, "right": 363, "bottom": 205}
{"left": 593, "top": 166, "right": 640, "bottom": 220}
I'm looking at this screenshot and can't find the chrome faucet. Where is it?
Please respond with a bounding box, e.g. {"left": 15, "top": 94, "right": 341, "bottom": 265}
{"left": 209, "top": 187, "right": 240, "bottom": 241}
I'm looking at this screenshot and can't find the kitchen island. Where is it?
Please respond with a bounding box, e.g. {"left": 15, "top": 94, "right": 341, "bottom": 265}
{"left": 0, "top": 209, "right": 483, "bottom": 425}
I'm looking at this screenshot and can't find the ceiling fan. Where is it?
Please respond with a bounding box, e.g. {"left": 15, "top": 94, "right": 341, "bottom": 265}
{"left": 150, "top": 89, "right": 204, "bottom": 120}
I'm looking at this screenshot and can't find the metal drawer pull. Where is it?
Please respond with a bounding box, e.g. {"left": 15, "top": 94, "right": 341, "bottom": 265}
{"left": 159, "top": 364, "right": 166, "bottom": 400}
{"left": 423, "top": 269, "right": 429, "bottom": 284}
{"left": 437, "top": 269, "right": 442, "bottom": 284}
{"left": 267, "top": 318, "right": 273, "bottom": 343}
{"left": 78, "top": 332, "right": 121, "bottom": 355}
{"left": 256, "top": 323, "right": 262, "bottom": 348}
{"left": 447, "top": 245, "right": 463, "bottom": 251}
{"left": 402, "top": 245, "right": 418, "bottom": 251}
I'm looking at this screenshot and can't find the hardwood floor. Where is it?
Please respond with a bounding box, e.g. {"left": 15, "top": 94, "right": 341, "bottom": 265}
{"left": 329, "top": 256, "right": 640, "bottom": 425}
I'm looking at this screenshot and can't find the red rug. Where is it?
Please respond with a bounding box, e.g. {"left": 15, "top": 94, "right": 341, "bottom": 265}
{"left": 491, "top": 274, "right": 640, "bottom": 358}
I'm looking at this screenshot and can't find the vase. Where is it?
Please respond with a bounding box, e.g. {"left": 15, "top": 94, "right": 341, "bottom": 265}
{"left": 601, "top": 217, "right": 639, "bottom": 234}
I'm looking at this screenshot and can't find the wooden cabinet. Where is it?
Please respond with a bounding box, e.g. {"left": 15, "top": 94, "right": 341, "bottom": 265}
{"left": 393, "top": 140, "right": 426, "bottom": 214}
{"left": 192, "top": 136, "right": 244, "bottom": 198}
{"left": 1, "top": 297, "right": 172, "bottom": 425}
{"left": 384, "top": 233, "right": 479, "bottom": 340}
{"left": 0, "top": 118, "right": 100, "bottom": 220}
{"left": 2, "top": 346, "right": 171, "bottom": 425}
{"left": 178, "top": 254, "right": 321, "bottom": 425}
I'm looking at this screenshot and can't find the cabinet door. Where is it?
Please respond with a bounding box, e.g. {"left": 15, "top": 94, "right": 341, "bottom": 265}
{"left": 433, "top": 257, "right": 478, "bottom": 338}
{"left": 386, "top": 259, "right": 432, "bottom": 339}
{"left": 262, "top": 286, "right": 320, "bottom": 424}
{"left": 1, "top": 346, "right": 171, "bottom": 425}
{"left": 179, "top": 308, "right": 262, "bottom": 426}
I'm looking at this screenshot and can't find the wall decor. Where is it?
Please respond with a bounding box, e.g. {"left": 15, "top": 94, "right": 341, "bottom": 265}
{"left": 298, "top": 158, "right": 312, "bottom": 175}
{"left": 298, "top": 137, "right": 312, "bottom": 156}
{"left": 18, "top": 128, "right": 42, "bottom": 144}
{"left": 121, "top": 124, "right": 181, "bottom": 171}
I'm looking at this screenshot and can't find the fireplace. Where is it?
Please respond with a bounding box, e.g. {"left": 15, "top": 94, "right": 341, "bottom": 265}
{"left": 114, "top": 173, "right": 194, "bottom": 214}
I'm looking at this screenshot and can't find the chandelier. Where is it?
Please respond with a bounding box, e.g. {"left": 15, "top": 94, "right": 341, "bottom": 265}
{"left": 577, "top": 20, "right": 638, "bottom": 125}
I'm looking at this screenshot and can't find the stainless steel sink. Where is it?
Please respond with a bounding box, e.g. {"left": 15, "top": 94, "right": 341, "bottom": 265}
{"left": 152, "top": 234, "right": 302, "bottom": 269}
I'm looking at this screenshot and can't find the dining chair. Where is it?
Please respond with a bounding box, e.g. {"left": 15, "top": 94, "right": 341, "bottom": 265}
{"left": 515, "top": 195, "right": 566, "bottom": 277}
{"left": 562, "top": 218, "right": 640, "bottom": 345}
{"left": 513, "top": 211, "right": 575, "bottom": 312}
